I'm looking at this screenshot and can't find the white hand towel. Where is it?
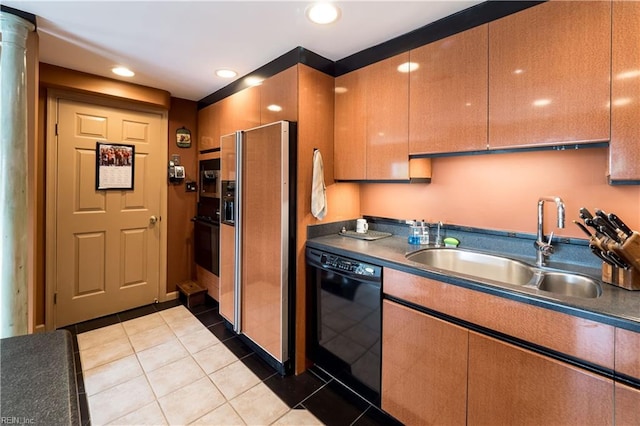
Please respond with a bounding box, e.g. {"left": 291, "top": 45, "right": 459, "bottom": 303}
{"left": 311, "top": 149, "right": 327, "bottom": 220}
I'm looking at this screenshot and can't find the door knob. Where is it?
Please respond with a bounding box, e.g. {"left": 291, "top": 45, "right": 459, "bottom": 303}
{"left": 149, "top": 215, "right": 159, "bottom": 225}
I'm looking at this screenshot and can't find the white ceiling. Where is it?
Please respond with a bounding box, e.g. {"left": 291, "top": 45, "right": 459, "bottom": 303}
{"left": 3, "top": 1, "right": 483, "bottom": 101}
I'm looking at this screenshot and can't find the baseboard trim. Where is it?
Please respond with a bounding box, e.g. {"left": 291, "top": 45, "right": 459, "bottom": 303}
{"left": 162, "top": 291, "right": 179, "bottom": 301}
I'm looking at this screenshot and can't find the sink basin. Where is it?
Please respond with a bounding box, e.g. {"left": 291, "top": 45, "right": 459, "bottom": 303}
{"left": 405, "top": 248, "right": 536, "bottom": 286}
{"left": 537, "top": 272, "right": 602, "bottom": 299}
{"left": 405, "top": 248, "right": 602, "bottom": 299}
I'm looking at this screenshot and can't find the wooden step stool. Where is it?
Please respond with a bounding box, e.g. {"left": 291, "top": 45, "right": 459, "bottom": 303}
{"left": 176, "top": 281, "right": 207, "bottom": 308}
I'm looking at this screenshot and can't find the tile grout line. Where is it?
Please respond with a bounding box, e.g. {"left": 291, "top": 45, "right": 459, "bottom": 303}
{"left": 75, "top": 304, "right": 327, "bottom": 426}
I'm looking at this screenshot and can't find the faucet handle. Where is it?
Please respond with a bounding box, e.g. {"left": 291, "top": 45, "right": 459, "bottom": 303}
{"left": 542, "top": 232, "right": 555, "bottom": 256}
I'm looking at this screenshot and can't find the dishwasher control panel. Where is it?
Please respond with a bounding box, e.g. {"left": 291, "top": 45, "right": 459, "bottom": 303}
{"left": 320, "top": 253, "right": 381, "bottom": 277}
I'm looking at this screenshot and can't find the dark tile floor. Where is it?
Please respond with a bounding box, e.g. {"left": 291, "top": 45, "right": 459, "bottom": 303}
{"left": 61, "top": 297, "right": 401, "bottom": 426}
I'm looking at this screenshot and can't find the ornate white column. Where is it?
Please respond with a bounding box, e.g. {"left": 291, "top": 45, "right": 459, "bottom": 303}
{"left": 1, "top": 11, "right": 35, "bottom": 337}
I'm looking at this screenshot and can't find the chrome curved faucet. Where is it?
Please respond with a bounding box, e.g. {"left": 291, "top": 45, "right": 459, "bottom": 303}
{"left": 535, "top": 196, "right": 565, "bottom": 267}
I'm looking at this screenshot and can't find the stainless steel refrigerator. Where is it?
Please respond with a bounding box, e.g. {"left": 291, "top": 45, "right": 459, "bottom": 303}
{"left": 219, "top": 121, "right": 295, "bottom": 374}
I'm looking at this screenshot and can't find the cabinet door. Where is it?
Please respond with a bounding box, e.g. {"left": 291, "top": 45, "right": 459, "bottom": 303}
{"left": 615, "top": 382, "right": 640, "bottom": 426}
{"left": 381, "top": 300, "right": 467, "bottom": 425}
{"left": 219, "top": 85, "right": 260, "bottom": 135}
{"left": 488, "top": 2, "right": 611, "bottom": 148}
{"left": 409, "top": 25, "right": 488, "bottom": 155}
{"left": 468, "top": 332, "right": 614, "bottom": 426}
{"left": 260, "top": 66, "right": 298, "bottom": 124}
{"left": 197, "top": 103, "right": 220, "bottom": 151}
{"left": 615, "top": 327, "right": 640, "bottom": 380}
{"left": 610, "top": 0, "right": 640, "bottom": 182}
{"left": 365, "top": 53, "right": 409, "bottom": 180}
{"left": 334, "top": 68, "right": 366, "bottom": 180}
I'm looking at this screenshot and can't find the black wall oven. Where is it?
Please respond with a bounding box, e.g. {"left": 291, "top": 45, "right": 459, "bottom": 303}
{"left": 193, "top": 218, "right": 219, "bottom": 275}
{"left": 306, "top": 247, "right": 382, "bottom": 405}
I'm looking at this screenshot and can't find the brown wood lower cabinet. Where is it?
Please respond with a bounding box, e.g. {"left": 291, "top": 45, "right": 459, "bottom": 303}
{"left": 381, "top": 300, "right": 468, "bottom": 425}
{"left": 381, "top": 268, "right": 636, "bottom": 425}
{"left": 467, "top": 332, "right": 614, "bottom": 426}
{"left": 615, "top": 382, "right": 640, "bottom": 426}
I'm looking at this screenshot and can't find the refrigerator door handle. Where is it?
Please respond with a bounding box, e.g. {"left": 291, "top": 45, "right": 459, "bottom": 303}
{"left": 233, "top": 130, "right": 243, "bottom": 334}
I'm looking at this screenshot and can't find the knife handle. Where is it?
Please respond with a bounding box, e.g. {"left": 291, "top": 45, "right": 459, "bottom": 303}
{"left": 593, "top": 217, "right": 622, "bottom": 243}
{"left": 608, "top": 213, "right": 633, "bottom": 237}
{"left": 595, "top": 209, "right": 629, "bottom": 242}
{"left": 579, "top": 207, "right": 594, "bottom": 221}
{"left": 607, "top": 251, "right": 630, "bottom": 269}
{"left": 589, "top": 244, "right": 612, "bottom": 265}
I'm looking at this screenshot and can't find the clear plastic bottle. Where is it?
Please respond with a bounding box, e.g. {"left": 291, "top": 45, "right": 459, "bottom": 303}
{"left": 420, "top": 220, "right": 430, "bottom": 245}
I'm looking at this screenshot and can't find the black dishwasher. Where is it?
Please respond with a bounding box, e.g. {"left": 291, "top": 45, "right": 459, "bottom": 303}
{"left": 306, "top": 247, "right": 382, "bottom": 405}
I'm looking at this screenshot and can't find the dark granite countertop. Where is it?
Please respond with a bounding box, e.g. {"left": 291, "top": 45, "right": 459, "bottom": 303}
{"left": 1, "top": 330, "right": 80, "bottom": 426}
{"left": 307, "top": 233, "right": 640, "bottom": 333}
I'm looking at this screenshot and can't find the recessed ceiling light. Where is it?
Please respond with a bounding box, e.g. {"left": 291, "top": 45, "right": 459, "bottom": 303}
{"left": 216, "top": 69, "right": 237, "bottom": 78}
{"left": 306, "top": 2, "right": 341, "bottom": 25}
{"left": 112, "top": 67, "right": 134, "bottom": 77}
{"left": 267, "top": 104, "right": 283, "bottom": 112}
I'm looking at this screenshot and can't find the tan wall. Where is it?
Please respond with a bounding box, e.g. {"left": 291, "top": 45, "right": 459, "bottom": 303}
{"left": 167, "top": 98, "right": 198, "bottom": 292}
{"left": 360, "top": 148, "right": 640, "bottom": 237}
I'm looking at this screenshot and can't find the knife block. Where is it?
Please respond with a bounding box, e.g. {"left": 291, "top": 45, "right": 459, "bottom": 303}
{"left": 619, "top": 231, "right": 640, "bottom": 271}
{"left": 602, "top": 263, "right": 640, "bottom": 291}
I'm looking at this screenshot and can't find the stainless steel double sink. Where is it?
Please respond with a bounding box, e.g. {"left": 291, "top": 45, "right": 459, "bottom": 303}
{"left": 405, "top": 248, "right": 602, "bottom": 299}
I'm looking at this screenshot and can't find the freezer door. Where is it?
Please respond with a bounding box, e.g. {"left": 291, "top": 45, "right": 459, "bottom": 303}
{"left": 240, "top": 121, "right": 291, "bottom": 363}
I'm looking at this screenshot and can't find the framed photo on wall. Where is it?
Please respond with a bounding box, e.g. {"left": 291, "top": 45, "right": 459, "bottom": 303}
{"left": 96, "top": 142, "right": 135, "bottom": 190}
{"left": 176, "top": 126, "right": 191, "bottom": 148}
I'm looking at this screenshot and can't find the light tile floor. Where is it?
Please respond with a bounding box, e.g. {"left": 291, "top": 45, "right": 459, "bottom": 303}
{"left": 67, "top": 299, "right": 398, "bottom": 426}
{"left": 78, "top": 305, "right": 321, "bottom": 425}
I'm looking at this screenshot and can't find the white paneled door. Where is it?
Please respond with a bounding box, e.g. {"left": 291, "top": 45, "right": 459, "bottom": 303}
{"left": 53, "top": 98, "right": 165, "bottom": 327}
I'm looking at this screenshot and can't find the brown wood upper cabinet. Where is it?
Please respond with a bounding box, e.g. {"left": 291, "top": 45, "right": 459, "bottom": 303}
{"left": 335, "top": 52, "right": 410, "bottom": 180}
{"left": 219, "top": 85, "right": 260, "bottom": 137}
{"left": 488, "top": 1, "right": 611, "bottom": 149}
{"left": 610, "top": 0, "right": 640, "bottom": 182}
{"left": 409, "top": 25, "right": 488, "bottom": 155}
{"left": 334, "top": 66, "right": 366, "bottom": 180}
{"left": 198, "top": 67, "right": 297, "bottom": 151}
{"left": 197, "top": 102, "right": 220, "bottom": 151}
{"left": 260, "top": 66, "right": 298, "bottom": 124}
